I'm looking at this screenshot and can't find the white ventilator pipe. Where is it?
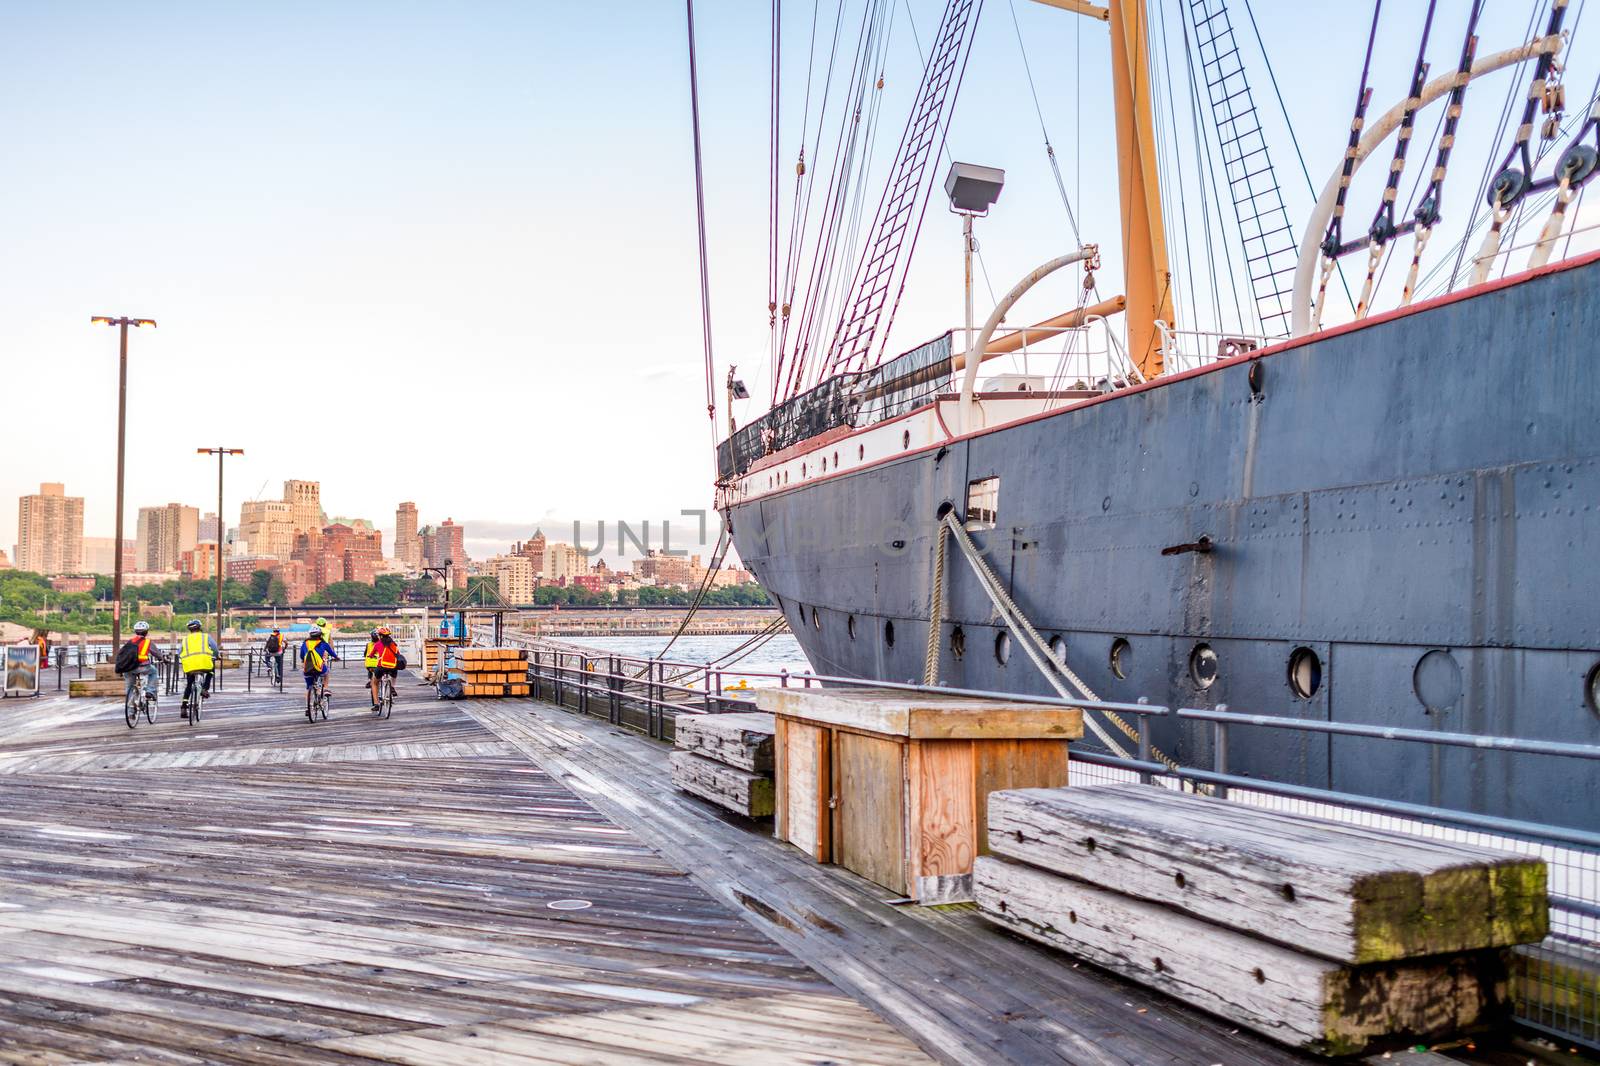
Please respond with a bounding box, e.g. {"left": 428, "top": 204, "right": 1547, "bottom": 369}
{"left": 1290, "top": 35, "right": 1565, "bottom": 337}
{"left": 960, "top": 245, "right": 1098, "bottom": 433}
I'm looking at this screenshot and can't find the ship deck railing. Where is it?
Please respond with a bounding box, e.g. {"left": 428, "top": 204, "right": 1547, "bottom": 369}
{"left": 491, "top": 631, "right": 1600, "bottom": 1054}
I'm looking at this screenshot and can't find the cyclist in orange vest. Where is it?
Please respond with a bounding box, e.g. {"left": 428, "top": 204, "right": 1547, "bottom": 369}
{"left": 367, "top": 627, "right": 401, "bottom": 712}
{"left": 118, "top": 620, "right": 167, "bottom": 708}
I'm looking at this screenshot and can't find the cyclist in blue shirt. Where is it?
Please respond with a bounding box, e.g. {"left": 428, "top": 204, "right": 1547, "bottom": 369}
{"left": 300, "top": 626, "right": 338, "bottom": 703}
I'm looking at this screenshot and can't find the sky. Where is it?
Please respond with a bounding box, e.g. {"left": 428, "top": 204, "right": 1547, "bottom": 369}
{"left": 2, "top": 0, "right": 1592, "bottom": 564}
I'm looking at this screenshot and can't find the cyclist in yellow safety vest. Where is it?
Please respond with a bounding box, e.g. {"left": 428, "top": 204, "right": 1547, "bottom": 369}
{"left": 366, "top": 627, "right": 401, "bottom": 713}
{"left": 179, "top": 619, "right": 218, "bottom": 719}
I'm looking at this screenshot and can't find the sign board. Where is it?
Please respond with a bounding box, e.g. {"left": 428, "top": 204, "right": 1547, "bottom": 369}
{"left": 4, "top": 645, "right": 41, "bottom": 698}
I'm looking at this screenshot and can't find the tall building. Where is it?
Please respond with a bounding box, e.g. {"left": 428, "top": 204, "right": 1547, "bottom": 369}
{"left": 512, "top": 529, "right": 547, "bottom": 577}
{"left": 199, "top": 512, "right": 222, "bottom": 543}
{"left": 136, "top": 503, "right": 199, "bottom": 573}
{"left": 485, "top": 554, "right": 537, "bottom": 603}
{"left": 543, "top": 541, "right": 590, "bottom": 583}
{"left": 283, "top": 480, "right": 322, "bottom": 537}
{"left": 294, "top": 524, "right": 384, "bottom": 589}
{"left": 181, "top": 541, "right": 220, "bottom": 581}
{"left": 14, "top": 483, "right": 84, "bottom": 576}
{"left": 238, "top": 499, "right": 295, "bottom": 560}
{"left": 81, "top": 537, "right": 136, "bottom": 575}
{"left": 423, "top": 518, "right": 466, "bottom": 568}
{"left": 633, "top": 551, "right": 704, "bottom": 588}
{"left": 395, "top": 502, "right": 420, "bottom": 568}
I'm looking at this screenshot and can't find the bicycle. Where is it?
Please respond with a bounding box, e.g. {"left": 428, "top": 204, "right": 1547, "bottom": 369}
{"left": 376, "top": 673, "right": 395, "bottom": 720}
{"left": 268, "top": 654, "right": 284, "bottom": 692}
{"left": 305, "top": 677, "right": 330, "bottom": 722}
{"left": 123, "top": 673, "right": 156, "bottom": 729}
{"left": 183, "top": 673, "right": 208, "bottom": 725}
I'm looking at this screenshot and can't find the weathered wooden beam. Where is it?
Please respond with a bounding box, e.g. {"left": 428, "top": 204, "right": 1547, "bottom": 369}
{"left": 670, "top": 751, "right": 775, "bottom": 818}
{"left": 674, "top": 712, "right": 775, "bottom": 773}
{"left": 975, "top": 855, "right": 1508, "bottom": 1057}
{"left": 988, "top": 784, "right": 1548, "bottom": 963}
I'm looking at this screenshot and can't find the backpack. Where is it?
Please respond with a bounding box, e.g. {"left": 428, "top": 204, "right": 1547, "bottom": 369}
{"left": 114, "top": 641, "right": 140, "bottom": 675}
{"left": 395, "top": 652, "right": 407, "bottom": 671}
{"left": 302, "top": 642, "right": 325, "bottom": 673}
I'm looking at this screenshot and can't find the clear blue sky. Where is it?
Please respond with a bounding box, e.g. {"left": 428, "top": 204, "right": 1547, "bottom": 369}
{"left": 1, "top": 1, "right": 1588, "bottom": 561}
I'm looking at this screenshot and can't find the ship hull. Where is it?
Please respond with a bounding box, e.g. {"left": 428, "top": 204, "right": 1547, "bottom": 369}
{"left": 726, "top": 255, "right": 1600, "bottom": 831}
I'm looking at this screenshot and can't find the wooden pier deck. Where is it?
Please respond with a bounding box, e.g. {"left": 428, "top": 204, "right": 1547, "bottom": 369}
{"left": 0, "top": 671, "right": 927, "bottom": 1064}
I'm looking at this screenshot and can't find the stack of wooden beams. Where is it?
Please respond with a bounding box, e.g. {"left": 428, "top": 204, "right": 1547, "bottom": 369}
{"left": 455, "top": 647, "right": 529, "bottom": 697}
{"left": 670, "top": 712, "right": 776, "bottom": 818}
{"left": 975, "top": 783, "right": 1550, "bottom": 1057}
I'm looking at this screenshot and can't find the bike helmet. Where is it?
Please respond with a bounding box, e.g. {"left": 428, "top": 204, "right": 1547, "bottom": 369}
{"left": 132, "top": 621, "right": 150, "bottom": 634}
{"left": 377, "top": 626, "right": 391, "bottom": 636}
{"left": 271, "top": 627, "right": 280, "bottom": 633}
{"left": 308, "top": 626, "right": 322, "bottom": 637}
{"left": 187, "top": 619, "right": 203, "bottom": 630}
{"left": 316, "top": 617, "right": 328, "bottom": 628}
{"left": 369, "top": 628, "right": 380, "bottom": 638}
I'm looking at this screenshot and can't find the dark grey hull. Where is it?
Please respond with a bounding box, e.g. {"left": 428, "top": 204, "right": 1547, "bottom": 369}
{"left": 727, "top": 255, "right": 1600, "bottom": 832}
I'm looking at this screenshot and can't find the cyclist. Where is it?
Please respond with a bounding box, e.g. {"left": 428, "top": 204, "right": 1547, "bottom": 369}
{"left": 300, "top": 625, "right": 338, "bottom": 707}
{"left": 263, "top": 628, "right": 285, "bottom": 685}
{"left": 316, "top": 616, "right": 334, "bottom": 660}
{"left": 117, "top": 620, "right": 167, "bottom": 710}
{"left": 367, "top": 627, "right": 401, "bottom": 712}
{"left": 178, "top": 619, "right": 218, "bottom": 719}
{"left": 362, "top": 628, "right": 381, "bottom": 705}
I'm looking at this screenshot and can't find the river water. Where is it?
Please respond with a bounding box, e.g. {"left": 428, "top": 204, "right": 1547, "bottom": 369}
{"left": 557, "top": 632, "right": 811, "bottom": 685}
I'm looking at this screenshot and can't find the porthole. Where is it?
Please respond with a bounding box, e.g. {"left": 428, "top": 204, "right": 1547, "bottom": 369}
{"left": 794, "top": 603, "right": 807, "bottom": 628}
{"left": 902, "top": 429, "right": 911, "bottom": 450}
{"left": 847, "top": 615, "right": 857, "bottom": 640}
{"left": 1047, "top": 634, "right": 1066, "bottom": 663}
{"left": 950, "top": 626, "right": 966, "bottom": 660}
{"left": 820, "top": 457, "right": 826, "bottom": 471}
{"left": 834, "top": 451, "right": 840, "bottom": 467}
{"left": 1109, "top": 637, "right": 1131, "bottom": 680}
{"left": 1413, "top": 650, "right": 1463, "bottom": 715}
{"left": 884, "top": 619, "right": 896, "bottom": 648}
{"left": 1586, "top": 662, "right": 1600, "bottom": 718}
{"left": 1288, "top": 647, "right": 1321, "bottom": 699}
{"left": 1248, "top": 361, "right": 1264, "bottom": 396}
{"left": 801, "top": 462, "right": 807, "bottom": 477}
{"left": 995, "top": 630, "right": 1011, "bottom": 665}
{"left": 1189, "top": 643, "right": 1218, "bottom": 690}
{"left": 811, "top": 606, "right": 821, "bottom": 630}
{"left": 859, "top": 444, "right": 865, "bottom": 460}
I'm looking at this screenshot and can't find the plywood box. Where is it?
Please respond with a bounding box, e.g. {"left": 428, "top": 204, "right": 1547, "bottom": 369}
{"left": 763, "top": 689, "right": 1081, "bottom": 901}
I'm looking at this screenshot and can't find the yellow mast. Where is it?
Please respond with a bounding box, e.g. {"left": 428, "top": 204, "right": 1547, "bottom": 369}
{"left": 1033, "top": 0, "right": 1174, "bottom": 379}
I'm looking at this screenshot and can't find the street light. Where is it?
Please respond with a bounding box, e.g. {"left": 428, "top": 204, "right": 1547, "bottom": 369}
{"left": 943, "top": 162, "right": 1005, "bottom": 355}
{"left": 92, "top": 315, "right": 157, "bottom": 648}
{"left": 197, "top": 447, "right": 244, "bottom": 649}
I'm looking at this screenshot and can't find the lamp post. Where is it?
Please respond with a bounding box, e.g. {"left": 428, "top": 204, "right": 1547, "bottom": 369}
{"left": 91, "top": 316, "right": 157, "bottom": 648}
{"left": 197, "top": 447, "right": 244, "bottom": 650}
{"left": 943, "top": 162, "right": 1006, "bottom": 356}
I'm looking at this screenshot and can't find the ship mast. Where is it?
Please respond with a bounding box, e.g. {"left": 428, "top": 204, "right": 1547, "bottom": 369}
{"left": 1034, "top": 0, "right": 1174, "bottom": 378}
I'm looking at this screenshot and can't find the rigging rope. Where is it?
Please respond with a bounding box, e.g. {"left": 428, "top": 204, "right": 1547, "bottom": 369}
{"left": 684, "top": 0, "right": 718, "bottom": 465}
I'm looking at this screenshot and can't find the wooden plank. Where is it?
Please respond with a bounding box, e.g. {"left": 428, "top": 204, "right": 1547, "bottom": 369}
{"left": 974, "top": 855, "right": 1508, "bottom": 1057}
{"left": 833, "top": 731, "right": 906, "bottom": 895}
{"left": 987, "top": 783, "right": 1549, "bottom": 963}
{"left": 673, "top": 712, "right": 775, "bottom": 773}
{"left": 971, "top": 739, "right": 1069, "bottom": 858}
{"left": 670, "top": 752, "right": 774, "bottom": 818}
{"left": 762, "top": 687, "right": 1082, "bottom": 740}
{"left": 777, "top": 720, "right": 829, "bottom": 862}
{"left": 908, "top": 739, "right": 975, "bottom": 902}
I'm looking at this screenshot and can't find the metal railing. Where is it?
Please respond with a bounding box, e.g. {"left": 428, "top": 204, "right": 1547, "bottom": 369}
{"left": 492, "top": 631, "right": 1600, "bottom": 1050}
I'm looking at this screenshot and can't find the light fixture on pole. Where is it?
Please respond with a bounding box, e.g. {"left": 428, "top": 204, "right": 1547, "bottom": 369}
{"left": 91, "top": 316, "right": 156, "bottom": 649}
{"left": 197, "top": 447, "right": 244, "bottom": 648}
{"left": 943, "top": 162, "right": 1005, "bottom": 356}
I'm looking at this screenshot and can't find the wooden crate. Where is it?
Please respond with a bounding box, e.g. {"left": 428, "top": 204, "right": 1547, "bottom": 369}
{"left": 762, "top": 688, "right": 1081, "bottom": 901}
{"left": 670, "top": 751, "right": 776, "bottom": 817}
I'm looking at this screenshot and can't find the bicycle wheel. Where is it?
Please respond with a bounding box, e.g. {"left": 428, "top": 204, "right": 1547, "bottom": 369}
{"left": 124, "top": 690, "right": 138, "bottom": 729}
{"left": 318, "top": 690, "right": 330, "bottom": 721}
{"left": 380, "top": 678, "right": 393, "bottom": 719}
{"left": 306, "top": 687, "right": 315, "bottom": 722}
{"left": 144, "top": 692, "right": 157, "bottom": 724}
{"left": 190, "top": 689, "right": 201, "bottom": 725}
